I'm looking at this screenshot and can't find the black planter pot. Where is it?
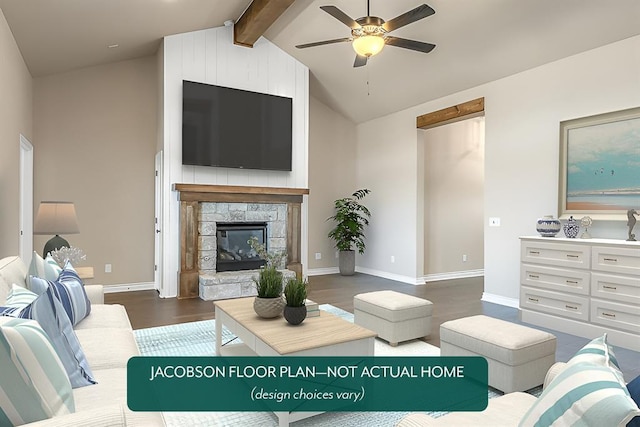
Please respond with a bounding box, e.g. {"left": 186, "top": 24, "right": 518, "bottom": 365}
{"left": 283, "top": 305, "right": 307, "bottom": 325}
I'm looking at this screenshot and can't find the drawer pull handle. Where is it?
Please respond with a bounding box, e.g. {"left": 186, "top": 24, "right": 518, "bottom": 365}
{"left": 566, "top": 280, "right": 578, "bottom": 284}
{"left": 602, "top": 285, "right": 617, "bottom": 291}
{"left": 603, "top": 257, "right": 618, "bottom": 262}
{"left": 565, "top": 304, "right": 578, "bottom": 310}
{"left": 528, "top": 297, "right": 539, "bottom": 303}
{"left": 566, "top": 254, "right": 579, "bottom": 259}
{"left": 529, "top": 274, "right": 540, "bottom": 279}
{"left": 529, "top": 251, "right": 540, "bottom": 255}
{"left": 602, "top": 312, "right": 616, "bottom": 318}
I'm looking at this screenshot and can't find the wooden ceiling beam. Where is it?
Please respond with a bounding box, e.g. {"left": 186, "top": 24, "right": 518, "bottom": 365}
{"left": 416, "top": 97, "right": 485, "bottom": 129}
{"left": 234, "top": 0, "right": 297, "bottom": 48}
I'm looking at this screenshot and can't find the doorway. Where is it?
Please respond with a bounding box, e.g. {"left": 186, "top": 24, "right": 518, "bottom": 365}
{"left": 421, "top": 117, "right": 485, "bottom": 281}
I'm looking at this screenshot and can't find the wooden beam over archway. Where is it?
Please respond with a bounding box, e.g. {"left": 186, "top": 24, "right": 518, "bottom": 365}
{"left": 234, "top": 0, "right": 297, "bottom": 48}
{"left": 416, "top": 97, "right": 485, "bottom": 129}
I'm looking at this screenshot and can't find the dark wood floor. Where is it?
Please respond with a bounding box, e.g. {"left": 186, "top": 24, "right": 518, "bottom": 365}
{"left": 105, "top": 273, "right": 484, "bottom": 347}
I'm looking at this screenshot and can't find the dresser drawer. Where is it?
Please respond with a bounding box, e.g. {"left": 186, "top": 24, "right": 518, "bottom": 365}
{"left": 592, "top": 246, "right": 640, "bottom": 275}
{"left": 521, "top": 263, "right": 590, "bottom": 295}
{"left": 591, "top": 272, "right": 640, "bottom": 305}
{"left": 520, "top": 286, "right": 589, "bottom": 321}
{"left": 521, "top": 241, "right": 590, "bottom": 269}
{"left": 590, "top": 298, "right": 640, "bottom": 334}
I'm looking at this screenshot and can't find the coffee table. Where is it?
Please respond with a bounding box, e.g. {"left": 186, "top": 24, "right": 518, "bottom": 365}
{"left": 214, "top": 297, "right": 376, "bottom": 426}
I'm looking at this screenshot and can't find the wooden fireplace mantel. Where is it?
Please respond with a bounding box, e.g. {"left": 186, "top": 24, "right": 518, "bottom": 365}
{"left": 174, "top": 184, "right": 309, "bottom": 299}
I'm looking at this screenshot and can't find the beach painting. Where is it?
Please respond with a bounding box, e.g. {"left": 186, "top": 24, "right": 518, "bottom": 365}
{"left": 559, "top": 107, "right": 640, "bottom": 219}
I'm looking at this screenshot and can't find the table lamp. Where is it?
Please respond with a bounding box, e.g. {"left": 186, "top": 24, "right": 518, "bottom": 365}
{"left": 34, "top": 201, "right": 80, "bottom": 256}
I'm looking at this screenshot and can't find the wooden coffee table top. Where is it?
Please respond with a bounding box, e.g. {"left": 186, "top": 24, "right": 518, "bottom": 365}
{"left": 214, "top": 297, "right": 376, "bottom": 355}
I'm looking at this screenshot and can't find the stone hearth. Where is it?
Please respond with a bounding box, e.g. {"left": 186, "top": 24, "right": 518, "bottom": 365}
{"left": 174, "top": 184, "right": 308, "bottom": 299}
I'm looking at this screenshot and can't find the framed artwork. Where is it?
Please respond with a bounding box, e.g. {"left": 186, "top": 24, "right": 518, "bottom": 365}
{"left": 558, "top": 107, "right": 640, "bottom": 220}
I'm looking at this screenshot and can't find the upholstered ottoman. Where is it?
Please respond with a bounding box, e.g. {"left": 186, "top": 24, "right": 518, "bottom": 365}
{"left": 440, "top": 315, "right": 556, "bottom": 393}
{"left": 354, "top": 290, "right": 433, "bottom": 346}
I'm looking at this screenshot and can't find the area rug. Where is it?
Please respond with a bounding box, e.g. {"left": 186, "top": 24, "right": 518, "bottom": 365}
{"left": 132, "top": 305, "right": 513, "bottom": 426}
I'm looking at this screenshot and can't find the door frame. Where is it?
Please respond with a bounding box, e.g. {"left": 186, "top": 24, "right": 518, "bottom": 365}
{"left": 19, "top": 135, "right": 34, "bottom": 260}
{"left": 154, "top": 151, "right": 164, "bottom": 292}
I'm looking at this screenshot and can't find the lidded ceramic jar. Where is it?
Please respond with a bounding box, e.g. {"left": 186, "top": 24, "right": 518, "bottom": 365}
{"left": 563, "top": 216, "right": 580, "bottom": 238}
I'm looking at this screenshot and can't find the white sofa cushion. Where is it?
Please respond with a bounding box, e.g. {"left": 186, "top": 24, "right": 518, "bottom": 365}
{"left": 1, "top": 287, "right": 96, "bottom": 388}
{"left": 0, "top": 256, "right": 28, "bottom": 304}
{"left": 73, "top": 304, "right": 132, "bottom": 330}
{"left": 75, "top": 328, "right": 139, "bottom": 370}
{"left": 0, "top": 318, "right": 75, "bottom": 425}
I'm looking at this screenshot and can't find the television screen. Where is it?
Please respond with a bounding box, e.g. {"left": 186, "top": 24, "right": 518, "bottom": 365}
{"left": 182, "top": 80, "right": 293, "bottom": 171}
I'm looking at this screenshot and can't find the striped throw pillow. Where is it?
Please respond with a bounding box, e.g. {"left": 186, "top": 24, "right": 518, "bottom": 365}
{"left": 5, "top": 284, "right": 38, "bottom": 308}
{"left": 519, "top": 362, "right": 640, "bottom": 427}
{"left": 29, "top": 263, "right": 91, "bottom": 326}
{"left": 0, "top": 318, "right": 75, "bottom": 426}
{"left": 25, "top": 252, "right": 61, "bottom": 289}
{"left": 0, "top": 286, "right": 97, "bottom": 388}
{"left": 567, "top": 333, "right": 621, "bottom": 374}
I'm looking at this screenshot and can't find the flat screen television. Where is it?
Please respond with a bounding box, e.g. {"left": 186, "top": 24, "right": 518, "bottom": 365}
{"left": 182, "top": 80, "right": 293, "bottom": 171}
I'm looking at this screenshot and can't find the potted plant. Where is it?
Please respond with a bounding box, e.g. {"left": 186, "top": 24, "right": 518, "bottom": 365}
{"left": 327, "top": 188, "right": 371, "bottom": 275}
{"left": 283, "top": 277, "right": 308, "bottom": 325}
{"left": 249, "top": 237, "right": 286, "bottom": 318}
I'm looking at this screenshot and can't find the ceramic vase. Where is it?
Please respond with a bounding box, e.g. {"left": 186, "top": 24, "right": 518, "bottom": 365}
{"left": 253, "top": 296, "right": 285, "bottom": 318}
{"left": 563, "top": 216, "right": 580, "bottom": 238}
{"left": 283, "top": 305, "right": 307, "bottom": 325}
{"left": 536, "top": 215, "right": 561, "bottom": 237}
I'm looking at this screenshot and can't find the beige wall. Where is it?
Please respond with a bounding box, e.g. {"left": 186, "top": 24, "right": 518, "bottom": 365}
{"left": 423, "top": 117, "right": 485, "bottom": 276}
{"left": 0, "top": 8, "right": 33, "bottom": 257}
{"left": 33, "top": 56, "right": 158, "bottom": 286}
{"left": 307, "top": 96, "right": 357, "bottom": 271}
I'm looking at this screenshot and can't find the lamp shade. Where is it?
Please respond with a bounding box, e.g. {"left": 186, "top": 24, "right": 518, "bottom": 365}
{"left": 352, "top": 35, "right": 385, "bottom": 57}
{"left": 34, "top": 202, "right": 80, "bottom": 235}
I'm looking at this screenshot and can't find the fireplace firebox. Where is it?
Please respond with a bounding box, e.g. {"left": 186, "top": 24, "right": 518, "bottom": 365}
{"left": 216, "top": 222, "right": 267, "bottom": 272}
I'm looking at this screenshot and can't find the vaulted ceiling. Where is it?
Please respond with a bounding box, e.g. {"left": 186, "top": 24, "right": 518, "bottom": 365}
{"left": 1, "top": 0, "right": 639, "bottom": 123}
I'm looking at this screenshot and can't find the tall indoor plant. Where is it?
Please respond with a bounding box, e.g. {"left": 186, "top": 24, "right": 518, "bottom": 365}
{"left": 327, "top": 188, "right": 371, "bottom": 275}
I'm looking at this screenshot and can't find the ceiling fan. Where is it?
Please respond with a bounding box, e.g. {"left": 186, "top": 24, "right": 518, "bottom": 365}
{"left": 295, "top": 1, "right": 436, "bottom": 67}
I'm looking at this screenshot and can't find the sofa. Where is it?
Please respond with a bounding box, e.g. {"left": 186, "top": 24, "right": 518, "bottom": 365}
{"left": 0, "top": 255, "right": 165, "bottom": 426}
{"left": 396, "top": 335, "right": 640, "bottom": 427}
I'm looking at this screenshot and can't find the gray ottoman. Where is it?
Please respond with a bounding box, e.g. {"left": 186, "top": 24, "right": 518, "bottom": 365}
{"left": 354, "top": 290, "right": 433, "bottom": 346}
{"left": 440, "top": 315, "right": 556, "bottom": 393}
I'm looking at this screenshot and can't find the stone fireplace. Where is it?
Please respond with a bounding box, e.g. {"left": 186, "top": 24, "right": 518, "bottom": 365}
{"left": 174, "top": 184, "right": 308, "bottom": 299}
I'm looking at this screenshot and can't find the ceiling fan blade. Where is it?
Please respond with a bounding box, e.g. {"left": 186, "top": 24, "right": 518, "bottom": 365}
{"left": 382, "top": 4, "right": 435, "bottom": 32}
{"left": 320, "top": 5, "right": 361, "bottom": 29}
{"left": 353, "top": 54, "right": 368, "bottom": 67}
{"left": 385, "top": 36, "right": 435, "bottom": 53}
{"left": 295, "top": 37, "right": 351, "bottom": 49}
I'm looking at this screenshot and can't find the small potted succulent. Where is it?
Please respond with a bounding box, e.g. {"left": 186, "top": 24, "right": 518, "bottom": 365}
{"left": 283, "top": 277, "right": 308, "bottom": 325}
{"left": 249, "top": 237, "right": 286, "bottom": 318}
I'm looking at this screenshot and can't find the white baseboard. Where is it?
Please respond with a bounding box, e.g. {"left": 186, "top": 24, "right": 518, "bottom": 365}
{"left": 306, "top": 267, "right": 340, "bottom": 276}
{"left": 422, "top": 269, "right": 484, "bottom": 283}
{"left": 481, "top": 292, "right": 519, "bottom": 308}
{"left": 103, "top": 282, "right": 156, "bottom": 293}
{"left": 355, "top": 266, "right": 423, "bottom": 285}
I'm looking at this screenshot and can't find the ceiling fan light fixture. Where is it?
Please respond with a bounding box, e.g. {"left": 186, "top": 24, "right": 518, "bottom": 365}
{"left": 352, "top": 34, "right": 385, "bottom": 57}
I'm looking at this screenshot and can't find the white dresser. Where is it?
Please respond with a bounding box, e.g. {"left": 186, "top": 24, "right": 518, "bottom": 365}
{"left": 519, "top": 236, "right": 640, "bottom": 351}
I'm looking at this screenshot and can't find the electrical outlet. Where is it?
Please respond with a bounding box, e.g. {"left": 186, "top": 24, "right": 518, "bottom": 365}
{"left": 335, "top": 251, "right": 339, "bottom": 259}
{"left": 105, "top": 264, "right": 112, "bottom": 273}
{"left": 489, "top": 217, "right": 501, "bottom": 227}
{"left": 462, "top": 254, "right": 468, "bottom": 262}
{"left": 315, "top": 252, "right": 322, "bottom": 260}
{"left": 390, "top": 255, "right": 395, "bottom": 263}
